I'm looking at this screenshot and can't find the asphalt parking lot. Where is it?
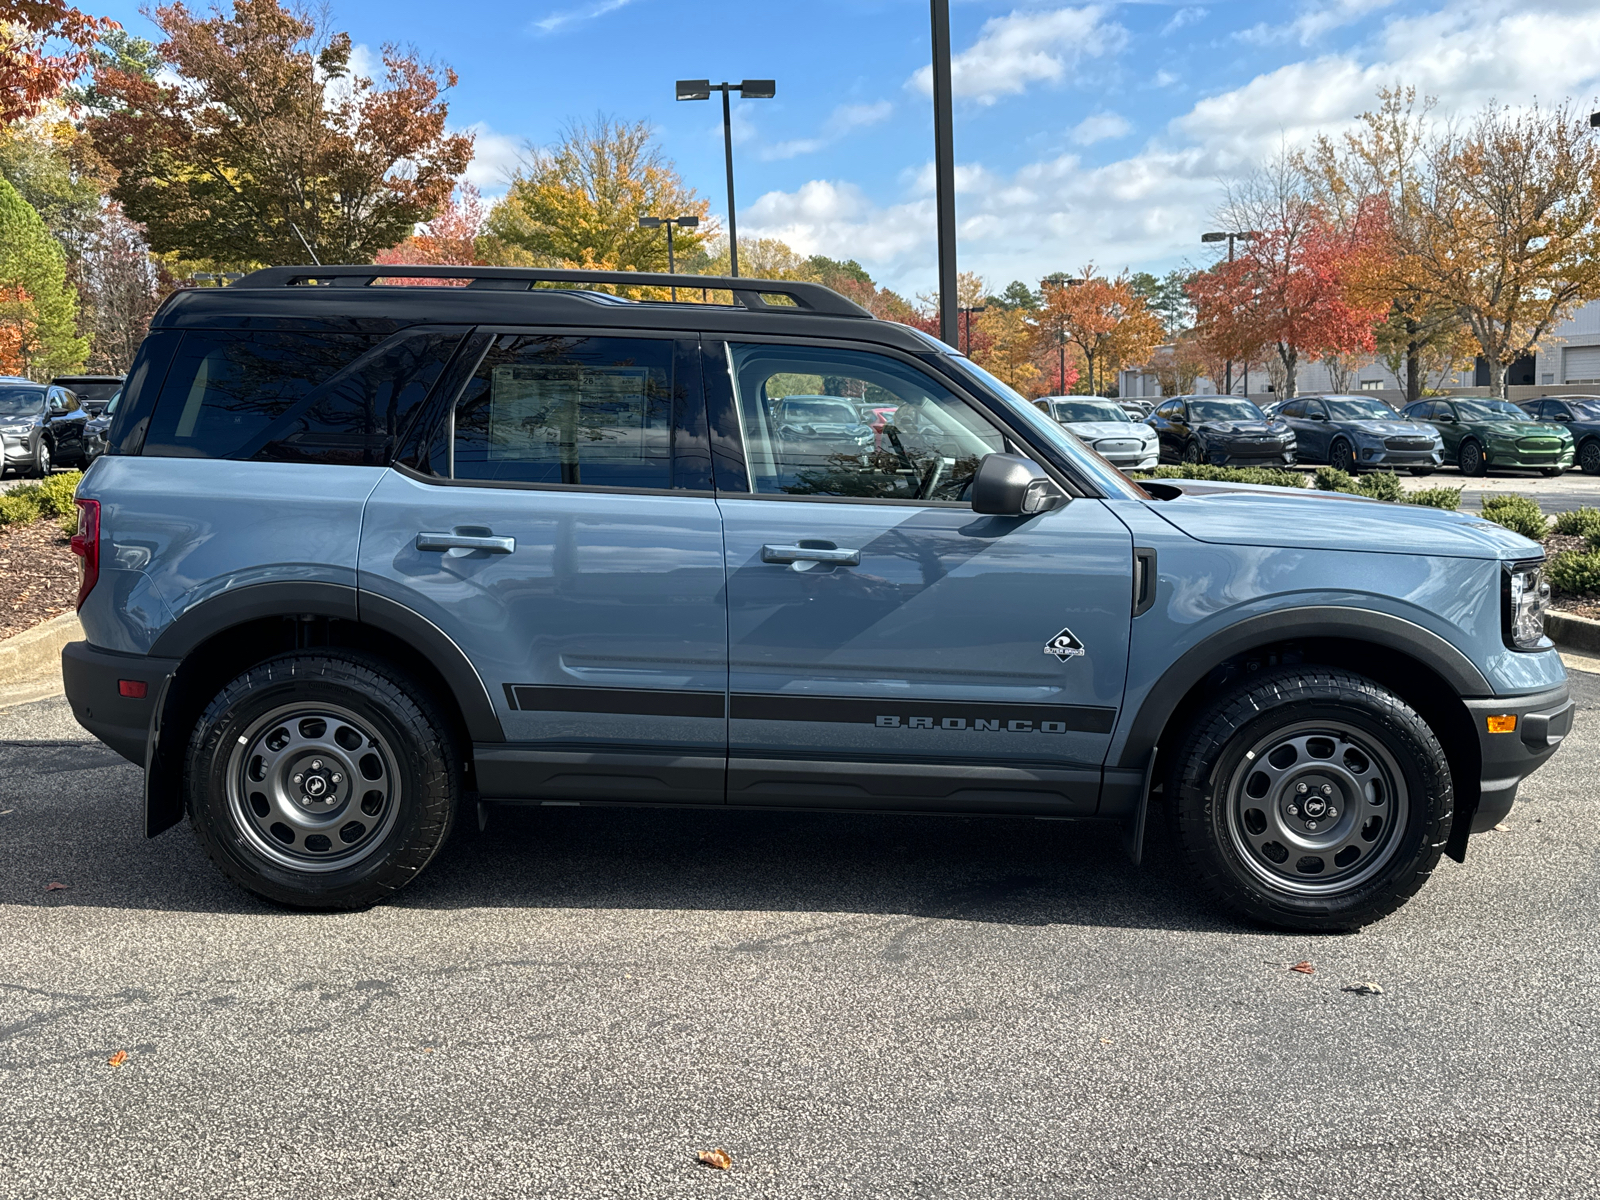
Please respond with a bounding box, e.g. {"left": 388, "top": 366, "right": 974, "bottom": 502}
{"left": 3, "top": 675, "right": 1599, "bottom": 1200}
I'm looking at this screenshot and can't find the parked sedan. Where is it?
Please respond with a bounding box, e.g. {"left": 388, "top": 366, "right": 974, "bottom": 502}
{"left": 48, "top": 373, "right": 123, "bottom": 416}
{"left": 1270, "top": 393, "right": 1443, "bottom": 474}
{"left": 1034, "top": 396, "right": 1158, "bottom": 470}
{"left": 772, "top": 395, "right": 875, "bottom": 458}
{"left": 0, "top": 377, "right": 89, "bottom": 476}
{"left": 1400, "top": 398, "right": 1573, "bottom": 477}
{"left": 1148, "top": 395, "right": 1296, "bottom": 467}
{"left": 1518, "top": 396, "right": 1600, "bottom": 475}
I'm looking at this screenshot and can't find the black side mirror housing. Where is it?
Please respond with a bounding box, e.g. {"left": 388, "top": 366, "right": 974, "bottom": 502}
{"left": 971, "top": 453, "right": 1066, "bottom": 516}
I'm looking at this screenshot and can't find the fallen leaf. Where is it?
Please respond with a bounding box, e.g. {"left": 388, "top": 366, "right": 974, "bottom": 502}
{"left": 697, "top": 1148, "right": 732, "bottom": 1171}
{"left": 1291, "top": 961, "right": 1316, "bottom": 975}
{"left": 1342, "top": 982, "right": 1384, "bottom": 996}
{"left": 44, "top": 882, "right": 67, "bottom": 892}
{"left": 422, "top": 1047, "right": 434, "bottom": 1053}
{"left": 1493, "top": 823, "right": 1511, "bottom": 832}
{"left": 107, "top": 1050, "right": 128, "bottom": 1068}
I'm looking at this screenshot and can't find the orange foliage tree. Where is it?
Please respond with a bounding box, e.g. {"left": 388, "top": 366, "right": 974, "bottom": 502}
{"left": 0, "top": 0, "right": 114, "bottom": 123}
{"left": 1036, "top": 267, "right": 1163, "bottom": 396}
{"left": 0, "top": 284, "right": 33, "bottom": 373}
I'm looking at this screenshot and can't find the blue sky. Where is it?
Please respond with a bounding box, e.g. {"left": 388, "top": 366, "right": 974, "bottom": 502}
{"left": 94, "top": 0, "right": 1600, "bottom": 295}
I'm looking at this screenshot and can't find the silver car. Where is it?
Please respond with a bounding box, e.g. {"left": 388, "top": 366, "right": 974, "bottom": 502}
{"left": 1035, "top": 395, "right": 1159, "bottom": 470}
{"left": 0, "top": 378, "right": 89, "bottom": 477}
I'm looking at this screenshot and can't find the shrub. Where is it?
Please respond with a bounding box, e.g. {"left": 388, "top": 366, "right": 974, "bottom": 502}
{"left": 1554, "top": 506, "right": 1600, "bottom": 538}
{"left": 1406, "top": 486, "right": 1463, "bottom": 511}
{"left": 1479, "top": 494, "right": 1548, "bottom": 541}
{"left": 0, "top": 491, "right": 41, "bottom": 525}
{"left": 1548, "top": 549, "right": 1600, "bottom": 597}
{"left": 1312, "top": 466, "right": 1356, "bottom": 493}
{"left": 1133, "top": 464, "right": 1308, "bottom": 488}
{"left": 1353, "top": 471, "right": 1404, "bottom": 503}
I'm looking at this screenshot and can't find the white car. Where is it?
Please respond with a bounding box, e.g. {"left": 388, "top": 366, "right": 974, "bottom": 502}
{"left": 1034, "top": 396, "right": 1159, "bottom": 471}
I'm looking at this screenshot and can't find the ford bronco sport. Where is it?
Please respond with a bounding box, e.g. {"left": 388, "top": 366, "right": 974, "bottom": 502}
{"left": 61, "top": 265, "right": 1573, "bottom": 930}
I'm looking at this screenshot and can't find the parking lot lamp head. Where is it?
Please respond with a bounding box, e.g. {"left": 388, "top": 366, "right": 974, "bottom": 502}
{"left": 674, "top": 78, "right": 774, "bottom": 278}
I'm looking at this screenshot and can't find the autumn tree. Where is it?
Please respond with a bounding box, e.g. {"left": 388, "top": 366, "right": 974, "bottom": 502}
{"left": 1037, "top": 267, "right": 1163, "bottom": 396}
{"left": 78, "top": 201, "right": 163, "bottom": 371}
{"left": 0, "top": 173, "right": 85, "bottom": 376}
{"left": 0, "top": 0, "right": 113, "bottom": 123}
{"left": 376, "top": 182, "right": 486, "bottom": 267}
{"left": 1149, "top": 336, "right": 1205, "bottom": 396}
{"left": 85, "top": 0, "right": 473, "bottom": 268}
{"left": 482, "top": 116, "right": 709, "bottom": 277}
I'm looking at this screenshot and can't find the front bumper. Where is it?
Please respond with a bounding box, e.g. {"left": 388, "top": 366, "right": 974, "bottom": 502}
{"left": 1097, "top": 446, "right": 1159, "bottom": 469}
{"left": 1463, "top": 683, "right": 1574, "bottom": 832}
{"left": 1356, "top": 445, "right": 1442, "bottom": 469}
{"left": 62, "top": 640, "right": 180, "bottom": 767}
{"left": 1483, "top": 442, "right": 1575, "bottom": 469}
{"left": 1211, "top": 445, "right": 1295, "bottom": 467}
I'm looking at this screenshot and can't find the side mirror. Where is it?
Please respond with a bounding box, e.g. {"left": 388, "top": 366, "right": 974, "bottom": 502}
{"left": 1436, "top": 413, "right": 1455, "bottom": 423}
{"left": 972, "top": 453, "right": 1066, "bottom": 516}
{"left": 1308, "top": 412, "right": 1327, "bottom": 421}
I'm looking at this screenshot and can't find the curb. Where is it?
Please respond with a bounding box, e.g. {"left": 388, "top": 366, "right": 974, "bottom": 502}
{"left": 1547, "top": 609, "right": 1600, "bottom": 655}
{"left": 0, "top": 610, "right": 82, "bottom": 685}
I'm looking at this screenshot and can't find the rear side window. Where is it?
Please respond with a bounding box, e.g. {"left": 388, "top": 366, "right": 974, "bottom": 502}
{"left": 142, "top": 330, "right": 462, "bottom": 463}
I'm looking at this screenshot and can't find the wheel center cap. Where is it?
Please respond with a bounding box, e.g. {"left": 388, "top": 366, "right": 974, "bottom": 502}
{"left": 305, "top": 776, "right": 328, "bottom": 798}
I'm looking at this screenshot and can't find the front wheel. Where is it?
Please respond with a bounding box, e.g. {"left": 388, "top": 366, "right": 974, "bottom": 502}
{"left": 31, "top": 439, "right": 50, "bottom": 478}
{"left": 1169, "top": 667, "right": 1452, "bottom": 931}
{"left": 1328, "top": 439, "right": 1355, "bottom": 473}
{"left": 1541, "top": 467, "right": 1565, "bottom": 478}
{"left": 1579, "top": 439, "right": 1600, "bottom": 476}
{"left": 1409, "top": 467, "right": 1434, "bottom": 477}
{"left": 184, "top": 652, "right": 459, "bottom": 909}
{"left": 1457, "top": 440, "right": 1486, "bottom": 476}
{"left": 1182, "top": 439, "right": 1204, "bottom": 465}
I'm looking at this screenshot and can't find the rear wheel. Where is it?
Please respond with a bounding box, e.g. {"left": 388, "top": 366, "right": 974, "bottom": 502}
{"left": 1169, "top": 667, "right": 1452, "bottom": 931}
{"left": 1328, "top": 439, "right": 1355, "bottom": 473}
{"left": 184, "top": 651, "right": 458, "bottom": 909}
{"left": 1457, "top": 439, "right": 1486, "bottom": 477}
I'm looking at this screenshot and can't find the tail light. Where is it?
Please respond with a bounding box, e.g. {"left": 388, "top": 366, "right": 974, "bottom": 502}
{"left": 70, "top": 498, "right": 100, "bottom": 610}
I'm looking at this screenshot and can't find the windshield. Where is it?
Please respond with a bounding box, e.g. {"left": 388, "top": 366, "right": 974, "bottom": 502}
{"left": 1456, "top": 401, "right": 1532, "bottom": 422}
{"left": 944, "top": 355, "right": 1147, "bottom": 499}
{"left": 1190, "top": 399, "right": 1265, "bottom": 422}
{"left": 779, "top": 399, "right": 860, "bottom": 424}
{"left": 102, "top": 391, "right": 120, "bottom": 415}
{"left": 1566, "top": 400, "right": 1600, "bottom": 420}
{"left": 1051, "top": 400, "right": 1130, "bottom": 423}
{"left": 1322, "top": 397, "right": 1398, "bottom": 420}
{"left": 0, "top": 386, "right": 45, "bottom": 417}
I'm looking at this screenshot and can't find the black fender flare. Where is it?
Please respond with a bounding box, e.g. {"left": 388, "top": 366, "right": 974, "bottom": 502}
{"left": 1114, "top": 605, "right": 1490, "bottom": 771}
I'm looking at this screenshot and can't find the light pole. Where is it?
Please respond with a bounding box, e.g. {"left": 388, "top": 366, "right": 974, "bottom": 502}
{"left": 929, "top": 0, "right": 958, "bottom": 347}
{"left": 638, "top": 215, "right": 700, "bottom": 300}
{"left": 1201, "top": 230, "right": 1258, "bottom": 395}
{"left": 958, "top": 304, "right": 985, "bottom": 355}
{"left": 676, "top": 78, "right": 775, "bottom": 278}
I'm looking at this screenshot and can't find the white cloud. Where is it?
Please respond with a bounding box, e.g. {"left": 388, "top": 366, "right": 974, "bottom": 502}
{"left": 1070, "top": 112, "right": 1132, "bottom": 145}
{"left": 908, "top": 6, "right": 1128, "bottom": 105}
{"left": 760, "top": 99, "right": 894, "bottom": 160}
{"left": 1240, "top": 0, "right": 1397, "bottom": 46}
{"left": 459, "top": 122, "right": 525, "bottom": 195}
{"left": 746, "top": 0, "right": 1600, "bottom": 295}
{"left": 531, "top": 0, "right": 636, "bottom": 34}
{"left": 1162, "top": 6, "right": 1208, "bottom": 35}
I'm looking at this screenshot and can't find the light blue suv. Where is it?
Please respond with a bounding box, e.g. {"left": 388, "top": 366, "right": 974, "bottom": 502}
{"left": 61, "top": 266, "right": 1573, "bottom": 930}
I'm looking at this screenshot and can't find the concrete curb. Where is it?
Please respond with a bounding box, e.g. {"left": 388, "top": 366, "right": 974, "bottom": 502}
{"left": 1547, "top": 609, "right": 1600, "bottom": 655}
{"left": 0, "top": 610, "right": 82, "bottom": 685}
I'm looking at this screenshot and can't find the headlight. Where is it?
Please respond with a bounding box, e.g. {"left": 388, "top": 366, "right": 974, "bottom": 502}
{"left": 1504, "top": 560, "right": 1550, "bottom": 650}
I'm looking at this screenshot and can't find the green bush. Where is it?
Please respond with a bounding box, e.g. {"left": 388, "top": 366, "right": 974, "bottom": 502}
{"left": 1134, "top": 464, "right": 1308, "bottom": 488}
{"left": 1353, "top": 471, "right": 1404, "bottom": 503}
{"left": 1548, "top": 549, "right": 1600, "bottom": 597}
{"left": 1479, "top": 494, "right": 1548, "bottom": 541}
{"left": 1554, "top": 506, "right": 1600, "bottom": 538}
{"left": 1312, "top": 466, "right": 1356, "bottom": 493}
{"left": 1407, "top": 486, "right": 1463, "bottom": 510}
{"left": 0, "top": 469, "right": 83, "bottom": 527}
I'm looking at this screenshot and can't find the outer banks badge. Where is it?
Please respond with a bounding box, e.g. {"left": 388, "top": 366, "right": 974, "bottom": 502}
{"left": 1043, "top": 627, "right": 1086, "bottom": 663}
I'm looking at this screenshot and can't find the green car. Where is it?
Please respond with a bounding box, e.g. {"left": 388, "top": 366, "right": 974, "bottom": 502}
{"left": 1400, "top": 397, "right": 1574, "bottom": 477}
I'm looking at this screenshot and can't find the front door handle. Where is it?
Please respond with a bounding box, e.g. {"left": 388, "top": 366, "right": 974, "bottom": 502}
{"left": 761, "top": 543, "right": 860, "bottom": 566}
{"left": 416, "top": 532, "right": 515, "bottom": 554}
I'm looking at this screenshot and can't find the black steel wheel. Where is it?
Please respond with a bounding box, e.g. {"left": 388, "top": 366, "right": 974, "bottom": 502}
{"left": 1328, "top": 439, "right": 1355, "bottom": 473}
{"left": 184, "top": 651, "right": 458, "bottom": 909}
{"left": 1579, "top": 439, "right": 1600, "bottom": 476}
{"left": 1169, "top": 666, "right": 1452, "bottom": 931}
{"left": 1457, "top": 439, "right": 1486, "bottom": 477}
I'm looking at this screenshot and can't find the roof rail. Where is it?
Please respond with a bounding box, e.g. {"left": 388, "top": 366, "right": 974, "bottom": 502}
{"left": 229, "top": 264, "right": 874, "bottom": 319}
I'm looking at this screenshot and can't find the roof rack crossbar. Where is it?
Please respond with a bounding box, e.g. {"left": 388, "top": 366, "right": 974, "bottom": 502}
{"left": 230, "top": 264, "right": 873, "bottom": 318}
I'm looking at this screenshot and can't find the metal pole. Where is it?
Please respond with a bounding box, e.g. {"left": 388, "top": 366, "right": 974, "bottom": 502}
{"left": 667, "top": 222, "right": 676, "bottom": 301}
{"left": 930, "top": 0, "right": 958, "bottom": 347}
{"left": 721, "top": 85, "right": 740, "bottom": 278}
{"left": 1224, "top": 234, "right": 1234, "bottom": 396}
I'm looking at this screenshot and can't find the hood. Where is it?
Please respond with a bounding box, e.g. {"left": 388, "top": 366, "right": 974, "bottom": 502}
{"left": 1194, "top": 420, "right": 1287, "bottom": 436}
{"left": 1472, "top": 420, "right": 1569, "bottom": 439}
{"left": 1344, "top": 420, "right": 1436, "bottom": 437}
{"left": 1063, "top": 421, "right": 1154, "bottom": 440}
{"left": 1142, "top": 481, "right": 1541, "bottom": 560}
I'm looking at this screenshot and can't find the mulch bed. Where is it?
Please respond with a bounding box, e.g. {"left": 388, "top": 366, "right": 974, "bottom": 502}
{"left": 0, "top": 516, "right": 77, "bottom": 640}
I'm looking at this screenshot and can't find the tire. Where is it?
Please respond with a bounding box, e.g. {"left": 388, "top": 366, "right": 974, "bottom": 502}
{"left": 32, "top": 439, "right": 50, "bottom": 478}
{"left": 1580, "top": 440, "right": 1600, "bottom": 476}
{"left": 184, "top": 651, "right": 459, "bottom": 909}
{"left": 1182, "top": 439, "right": 1203, "bottom": 465}
{"left": 1168, "top": 666, "right": 1452, "bottom": 932}
{"left": 1328, "top": 439, "right": 1355, "bottom": 473}
{"left": 1541, "top": 467, "right": 1565, "bottom": 478}
{"left": 1408, "top": 467, "right": 1434, "bottom": 477}
{"left": 1457, "top": 439, "right": 1486, "bottom": 476}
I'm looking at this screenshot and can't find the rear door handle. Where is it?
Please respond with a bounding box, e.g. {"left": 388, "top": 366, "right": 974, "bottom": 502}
{"left": 761, "top": 543, "right": 860, "bottom": 566}
{"left": 416, "top": 532, "right": 516, "bottom": 554}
